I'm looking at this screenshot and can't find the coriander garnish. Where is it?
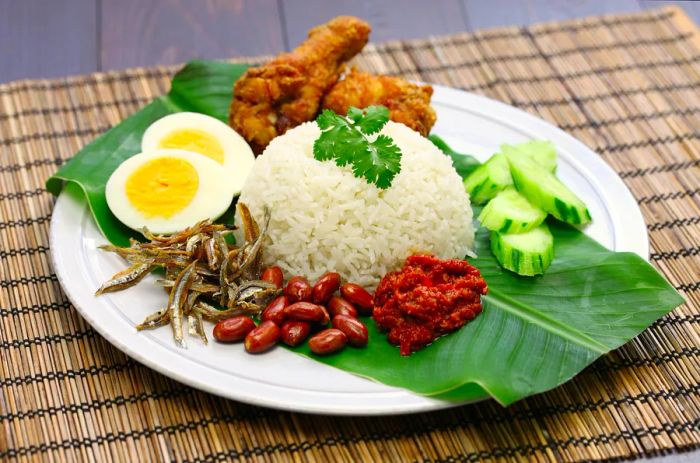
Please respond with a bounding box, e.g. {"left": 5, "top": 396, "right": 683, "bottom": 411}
{"left": 313, "top": 105, "right": 402, "bottom": 189}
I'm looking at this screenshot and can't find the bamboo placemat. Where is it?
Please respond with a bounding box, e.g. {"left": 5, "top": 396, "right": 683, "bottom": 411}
{"left": 2, "top": 6, "right": 700, "bottom": 462}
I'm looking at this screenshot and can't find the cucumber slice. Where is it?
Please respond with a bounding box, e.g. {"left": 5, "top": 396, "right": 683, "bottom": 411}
{"left": 478, "top": 188, "right": 547, "bottom": 233}
{"left": 501, "top": 140, "right": 557, "bottom": 172}
{"left": 505, "top": 152, "right": 591, "bottom": 225}
{"left": 463, "top": 153, "right": 512, "bottom": 204}
{"left": 491, "top": 224, "right": 554, "bottom": 276}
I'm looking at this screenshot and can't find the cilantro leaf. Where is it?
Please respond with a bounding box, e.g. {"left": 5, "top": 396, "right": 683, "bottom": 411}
{"left": 313, "top": 106, "right": 402, "bottom": 189}
{"left": 354, "top": 105, "right": 389, "bottom": 134}
{"left": 316, "top": 109, "right": 347, "bottom": 130}
{"left": 355, "top": 134, "right": 402, "bottom": 188}
{"left": 334, "top": 134, "right": 369, "bottom": 167}
{"left": 314, "top": 125, "right": 352, "bottom": 161}
{"left": 346, "top": 107, "right": 365, "bottom": 124}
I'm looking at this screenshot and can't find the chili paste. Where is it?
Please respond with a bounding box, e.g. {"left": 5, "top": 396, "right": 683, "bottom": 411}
{"left": 373, "top": 254, "right": 487, "bottom": 355}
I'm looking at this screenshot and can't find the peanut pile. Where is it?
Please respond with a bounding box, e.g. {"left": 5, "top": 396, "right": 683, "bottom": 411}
{"left": 212, "top": 267, "right": 373, "bottom": 355}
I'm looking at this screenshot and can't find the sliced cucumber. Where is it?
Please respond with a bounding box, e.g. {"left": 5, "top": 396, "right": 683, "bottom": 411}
{"left": 501, "top": 140, "right": 557, "bottom": 173}
{"left": 478, "top": 188, "right": 547, "bottom": 233}
{"left": 463, "top": 153, "right": 512, "bottom": 204}
{"left": 491, "top": 224, "right": 554, "bottom": 276}
{"left": 505, "top": 152, "right": 591, "bottom": 225}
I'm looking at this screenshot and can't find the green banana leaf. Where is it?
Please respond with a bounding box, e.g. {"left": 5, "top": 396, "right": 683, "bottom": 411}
{"left": 46, "top": 60, "right": 683, "bottom": 405}
{"left": 290, "top": 221, "right": 683, "bottom": 405}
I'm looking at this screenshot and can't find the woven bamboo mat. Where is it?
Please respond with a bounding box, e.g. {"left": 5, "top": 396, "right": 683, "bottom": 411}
{"left": 1, "top": 5, "right": 700, "bottom": 462}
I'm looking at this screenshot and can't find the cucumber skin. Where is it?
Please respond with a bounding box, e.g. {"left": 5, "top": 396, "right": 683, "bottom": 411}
{"left": 481, "top": 213, "right": 539, "bottom": 234}
{"left": 506, "top": 155, "right": 592, "bottom": 225}
{"left": 478, "top": 189, "right": 547, "bottom": 234}
{"left": 490, "top": 227, "right": 554, "bottom": 276}
{"left": 463, "top": 153, "right": 512, "bottom": 205}
{"left": 464, "top": 169, "right": 499, "bottom": 205}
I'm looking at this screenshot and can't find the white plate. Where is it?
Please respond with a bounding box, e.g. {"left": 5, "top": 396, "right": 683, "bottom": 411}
{"left": 50, "top": 85, "right": 648, "bottom": 416}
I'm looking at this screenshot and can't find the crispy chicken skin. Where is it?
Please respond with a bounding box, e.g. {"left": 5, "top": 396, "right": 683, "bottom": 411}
{"left": 322, "top": 68, "right": 437, "bottom": 136}
{"left": 229, "top": 16, "right": 371, "bottom": 154}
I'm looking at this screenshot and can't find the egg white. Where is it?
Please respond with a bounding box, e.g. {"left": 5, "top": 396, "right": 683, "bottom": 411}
{"left": 105, "top": 149, "right": 233, "bottom": 234}
{"left": 141, "top": 112, "right": 255, "bottom": 197}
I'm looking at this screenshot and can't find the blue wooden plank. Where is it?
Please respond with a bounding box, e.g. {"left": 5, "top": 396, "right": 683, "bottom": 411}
{"left": 460, "top": 0, "right": 641, "bottom": 30}
{"left": 280, "top": 0, "right": 468, "bottom": 49}
{"left": 0, "top": 0, "right": 98, "bottom": 83}
{"left": 100, "top": 0, "right": 285, "bottom": 71}
{"left": 640, "top": 1, "right": 700, "bottom": 25}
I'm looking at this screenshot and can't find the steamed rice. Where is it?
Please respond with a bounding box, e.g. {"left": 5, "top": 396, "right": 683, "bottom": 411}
{"left": 236, "top": 121, "right": 474, "bottom": 288}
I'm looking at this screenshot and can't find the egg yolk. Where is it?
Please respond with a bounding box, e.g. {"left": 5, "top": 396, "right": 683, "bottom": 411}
{"left": 157, "top": 129, "right": 225, "bottom": 164}
{"left": 125, "top": 157, "right": 199, "bottom": 218}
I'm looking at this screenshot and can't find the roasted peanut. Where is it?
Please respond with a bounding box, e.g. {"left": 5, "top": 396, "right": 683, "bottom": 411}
{"left": 327, "top": 296, "right": 358, "bottom": 318}
{"left": 262, "top": 295, "right": 289, "bottom": 325}
{"left": 280, "top": 320, "right": 312, "bottom": 346}
{"left": 262, "top": 296, "right": 289, "bottom": 326}
{"left": 213, "top": 316, "right": 256, "bottom": 343}
{"left": 340, "top": 283, "right": 373, "bottom": 313}
{"left": 319, "top": 306, "right": 331, "bottom": 325}
{"left": 261, "top": 266, "right": 284, "bottom": 288}
{"left": 311, "top": 272, "right": 341, "bottom": 304}
{"left": 332, "top": 315, "right": 368, "bottom": 347}
{"left": 285, "top": 301, "right": 326, "bottom": 323}
{"left": 284, "top": 276, "right": 312, "bottom": 302}
{"left": 309, "top": 329, "right": 347, "bottom": 355}
{"left": 244, "top": 320, "right": 280, "bottom": 353}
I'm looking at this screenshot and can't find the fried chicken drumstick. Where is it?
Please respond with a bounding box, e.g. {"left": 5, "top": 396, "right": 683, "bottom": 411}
{"left": 322, "top": 68, "right": 437, "bottom": 136}
{"left": 229, "top": 16, "right": 371, "bottom": 153}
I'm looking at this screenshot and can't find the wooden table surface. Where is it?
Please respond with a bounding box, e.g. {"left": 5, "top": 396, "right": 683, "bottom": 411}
{"left": 2, "top": 1, "right": 700, "bottom": 462}
{"left": 2, "top": 0, "right": 700, "bottom": 83}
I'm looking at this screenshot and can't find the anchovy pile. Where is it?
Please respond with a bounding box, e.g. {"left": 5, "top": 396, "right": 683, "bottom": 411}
{"left": 95, "top": 203, "right": 279, "bottom": 347}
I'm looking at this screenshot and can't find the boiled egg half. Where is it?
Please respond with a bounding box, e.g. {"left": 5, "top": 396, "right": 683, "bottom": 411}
{"left": 141, "top": 112, "right": 254, "bottom": 197}
{"left": 106, "top": 149, "right": 232, "bottom": 234}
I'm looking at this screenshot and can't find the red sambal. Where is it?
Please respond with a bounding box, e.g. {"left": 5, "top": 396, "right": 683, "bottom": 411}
{"left": 373, "top": 254, "right": 487, "bottom": 355}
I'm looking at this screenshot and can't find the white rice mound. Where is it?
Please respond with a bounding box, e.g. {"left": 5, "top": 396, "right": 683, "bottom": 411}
{"left": 236, "top": 121, "right": 474, "bottom": 288}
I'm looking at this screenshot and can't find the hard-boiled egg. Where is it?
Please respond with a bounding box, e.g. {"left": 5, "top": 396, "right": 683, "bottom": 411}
{"left": 106, "top": 149, "right": 232, "bottom": 234}
{"left": 141, "top": 112, "right": 254, "bottom": 197}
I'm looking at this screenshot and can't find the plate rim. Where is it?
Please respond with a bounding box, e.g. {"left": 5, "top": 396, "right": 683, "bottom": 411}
{"left": 49, "top": 85, "right": 648, "bottom": 415}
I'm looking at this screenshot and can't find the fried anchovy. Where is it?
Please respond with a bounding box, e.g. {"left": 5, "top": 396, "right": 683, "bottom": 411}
{"left": 157, "top": 280, "right": 219, "bottom": 294}
{"left": 232, "top": 207, "right": 270, "bottom": 281}
{"left": 241, "top": 204, "right": 266, "bottom": 277}
{"left": 193, "top": 300, "right": 261, "bottom": 322}
{"left": 249, "top": 213, "right": 263, "bottom": 277}
{"left": 188, "top": 312, "right": 208, "bottom": 344}
{"left": 194, "top": 263, "right": 218, "bottom": 279}
{"left": 219, "top": 253, "right": 230, "bottom": 306}
{"left": 237, "top": 203, "right": 259, "bottom": 243}
{"left": 185, "top": 233, "right": 202, "bottom": 252}
{"left": 226, "top": 286, "right": 237, "bottom": 307}
{"left": 134, "top": 255, "right": 190, "bottom": 267}
{"left": 213, "top": 231, "right": 229, "bottom": 260}
{"left": 136, "top": 309, "right": 170, "bottom": 331}
{"left": 183, "top": 290, "right": 201, "bottom": 316}
{"left": 205, "top": 237, "right": 219, "bottom": 270}
{"left": 141, "top": 221, "right": 204, "bottom": 245}
{"left": 141, "top": 220, "right": 235, "bottom": 246}
{"left": 167, "top": 260, "right": 198, "bottom": 348}
{"left": 235, "top": 280, "right": 279, "bottom": 302}
{"left": 95, "top": 261, "right": 154, "bottom": 295}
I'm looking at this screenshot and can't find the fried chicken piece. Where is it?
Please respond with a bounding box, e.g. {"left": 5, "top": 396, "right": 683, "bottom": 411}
{"left": 230, "top": 16, "right": 371, "bottom": 154}
{"left": 322, "top": 68, "right": 437, "bottom": 136}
